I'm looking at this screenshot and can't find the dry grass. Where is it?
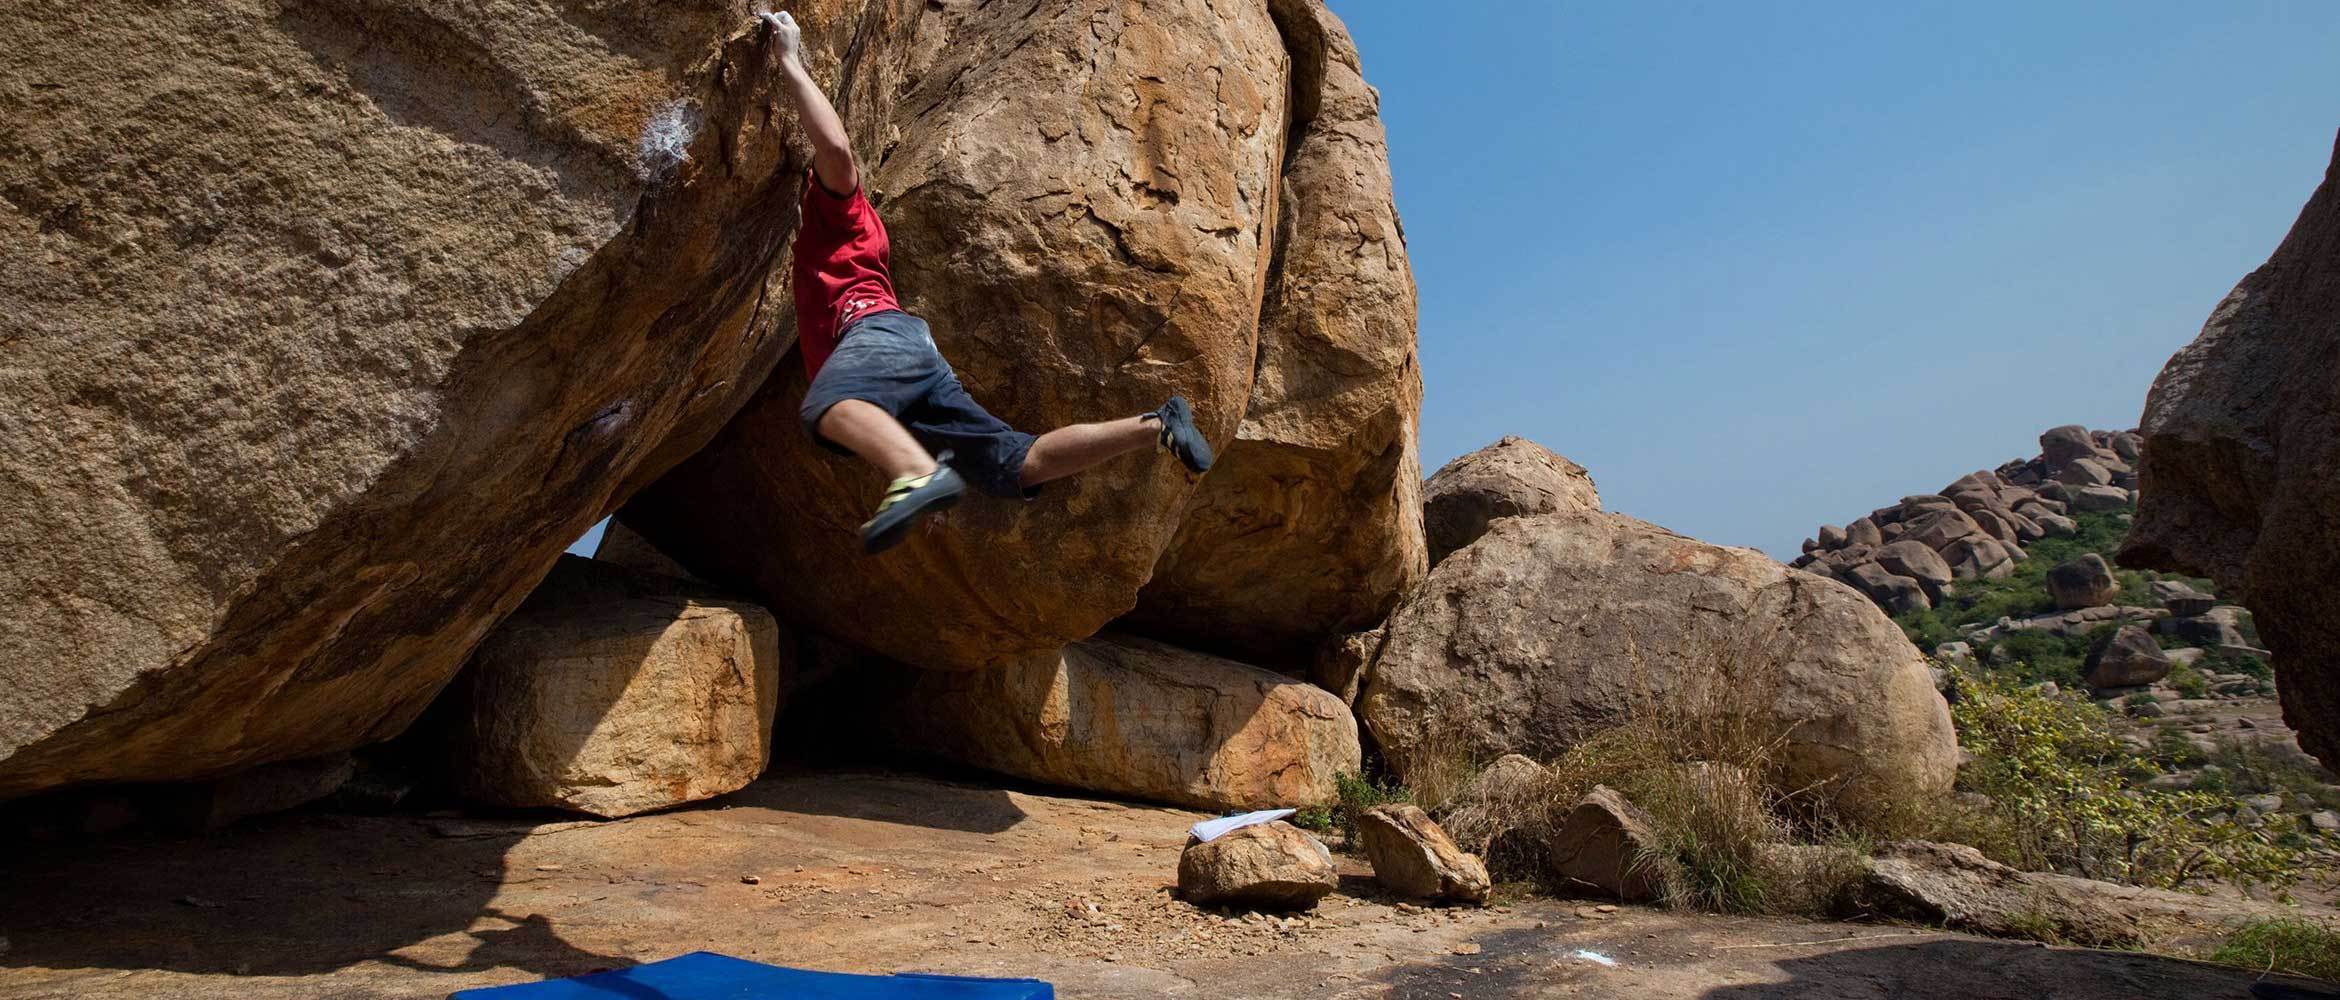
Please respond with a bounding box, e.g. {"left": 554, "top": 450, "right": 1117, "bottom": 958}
{"left": 1434, "top": 624, "right": 1895, "bottom": 915}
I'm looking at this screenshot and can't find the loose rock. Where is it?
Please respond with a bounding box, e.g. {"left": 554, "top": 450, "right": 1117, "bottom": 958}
{"left": 1356, "top": 804, "right": 1490, "bottom": 904}
{"left": 1176, "top": 821, "right": 1338, "bottom": 910}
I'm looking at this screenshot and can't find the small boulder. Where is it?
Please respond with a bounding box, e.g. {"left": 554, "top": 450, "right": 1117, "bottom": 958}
{"left": 2056, "top": 458, "right": 2115, "bottom": 488}
{"left": 1903, "top": 508, "right": 1984, "bottom": 550}
{"left": 2047, "top": 554, "right": 2120, "bottom": 611}
{"left": 2070, "top": 485, "right": 2133, "bottom": 513}
{"left": 1876, "top": 540, "right": 1954, "bottom": 596}
{"left": 1817, "top": 524, "right": 1848, "bottom": 549}
{"left": 2031, "top": 512, "right": 2080, "bottom": 537}
{"left": 1422, "top": 436, "right": 1600, "bottom": 565}
{"left": 2160, "top": 606, "right": 2253, "bottom": 649}
{"left": 1845, "top": 562, "right": 1932, "bottom": 614}
{"left": 1546, "top": 785, "right": 1664, "bottom": 902}
{"left": 1845, "top": 518, "right": 1883, "bottom": 548}
{"left": 1176, "top": 821, "right": 1338, "bottom": 910}
{"left": 2040, "top": 425, "right": 2113, "bottom": 475}
{"left": 1357, "top": 804, "right": 1490, "bottom": 904}
{"left": 1941, "top": 536, "right": 2017, "bottom": 581}
{"left": 443, "top": 557, "right": 786, "bottom": 819}
{"left": 2148, "top": 581, "right": 2218, "bottom": 618}
{"left": 2085, "top": 625, "right": 2173, "bottom": 692}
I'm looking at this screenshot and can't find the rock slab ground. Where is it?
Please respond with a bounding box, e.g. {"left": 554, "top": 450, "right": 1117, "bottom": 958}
{"left": 0, "top": 771, "right": 2325, "bottom": 1000}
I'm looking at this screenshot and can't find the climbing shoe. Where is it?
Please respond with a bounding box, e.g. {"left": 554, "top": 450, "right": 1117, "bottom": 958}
{"left": 860, "top": 458, "right": 965, "bottom": 555}
{"left": 1149, "top": 395, "right": 1213, "bottom": 475}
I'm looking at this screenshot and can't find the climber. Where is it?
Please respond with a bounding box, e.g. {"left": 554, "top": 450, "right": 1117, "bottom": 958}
{"left": 759, "top": 10, "right": 1213, "bottom": 555}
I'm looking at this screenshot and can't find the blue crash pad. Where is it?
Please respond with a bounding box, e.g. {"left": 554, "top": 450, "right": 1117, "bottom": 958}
{"left": 449, "top": 952, "right": 1054, "bottom": 1000}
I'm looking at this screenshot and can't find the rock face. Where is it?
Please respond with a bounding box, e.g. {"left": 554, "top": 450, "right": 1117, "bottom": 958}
{"left": 1361, "top": 512, "right": 1959, "bottom": 816}
{"left": 878, "top": 634, "right": 1361, "bottom": 811}
{"left": 2119, "top": 132, "right": 2340, "bottom": 772}
{"left": 1546, "top": 785, "right": 1664, "bottom": 902}
{"left": 1127, "top": 1, "right": 1426, "bottom": 664}
{"left": 1355, "top": 804, "right": 1490, "bottom": 903}
{"left": 622, "top": 0, "right": 1419, "bottom": 674}
{"left": 1418, "top": 438, "right": 1601, "bottom": 567}
{"left": 441, "top": 558, "right": 785, "bottom": 819}
{"left": 1176, "top": 821, "right": 1338, "bottom": 910}
{"left": 2047, "top": 554, "right": 2119, "bottom": 611}
{"left": 0, "top": 0, "right": 858, "bottom": 796}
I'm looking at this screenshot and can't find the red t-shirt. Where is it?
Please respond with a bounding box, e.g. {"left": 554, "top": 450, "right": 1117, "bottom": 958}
{"left": 792, "top": 174, "right": 902, "bottom": 377}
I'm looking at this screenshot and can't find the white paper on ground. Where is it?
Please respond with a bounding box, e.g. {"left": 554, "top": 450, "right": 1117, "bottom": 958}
{"left": 1189, "top": 808, "right": 1298, "bottom": 843}
{"left": 1573, "top": 949, "right": 1618, "bottom": 967}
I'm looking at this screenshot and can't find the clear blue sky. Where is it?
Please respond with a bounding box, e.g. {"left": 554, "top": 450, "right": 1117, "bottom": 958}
{"left": 1338, "top": 0, "right": 2340, "bottom": 557}
{"left": 578, "top": 3, "right": 2340, "bottom": 563}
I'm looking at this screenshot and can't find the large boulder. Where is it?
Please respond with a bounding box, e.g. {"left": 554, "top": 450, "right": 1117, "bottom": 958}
{"left": 1357, "top": 511, "right": 1959, "bottom": 817}
{"left": 2046, "top": 554, "right": 2119, "bottom": 611}
{"left": 441, "top": 557, "right": 786, "bottom": 819}
{"left": 1128, "top": 2, "right": 1426, "bottom": 664}
{"left": 1419, "top": 436, "right": 1602, "bottom": 566}
{"left": 619, "top": 0, "right": 1410, "bottom": 675}
{"left": 877, "top": 634, "right": 1361, "bottom": 811}
{"left": 0, "top": 0, "right": 848, "bottom": 796}
{"left": 2119, "top": 131, "right": 2340, "bottom": 771}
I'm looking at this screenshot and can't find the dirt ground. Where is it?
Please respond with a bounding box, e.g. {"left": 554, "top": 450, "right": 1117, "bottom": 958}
{"left": 0, "top": 768, "right": 2325, "bottom": 1000}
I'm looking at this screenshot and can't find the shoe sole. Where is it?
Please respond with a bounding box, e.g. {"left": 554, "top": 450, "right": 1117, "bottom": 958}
{"left": 861, "top": 486, "right": 963, "bottom": 555}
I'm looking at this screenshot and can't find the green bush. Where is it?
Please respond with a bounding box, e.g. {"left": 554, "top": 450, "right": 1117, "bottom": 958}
{"left": 1976, "top": 629, "right": 2094, "bottom": 688}
{"left": 2169, "top": 663, "right": 2209, "bottom": 700}
{"left": 1946, "top": 673, "right": 2302, "bottom": 889}
{"left": 2208, "top": 918, "right": 2340, "bottom": 980}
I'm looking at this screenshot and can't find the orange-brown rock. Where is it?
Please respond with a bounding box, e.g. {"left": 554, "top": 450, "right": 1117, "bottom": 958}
{"left": 1359, "top": 511, "right": 1958, "bottom": 820}
{"left": 2120, "top": 131, "right": 2340, "bottom": 771}
{"left": 878, "top": 634, "right": 1360, "bottom": 811}
{"left": 622, "top": 0, "right": 1419, "bottom": 674}
{"left": 1128, "top": 2, "right": 1426, "bottom": 664}
{"left": 1421, "top": 436, "right": 1602, "bottom": 565}
{"left": 440, "top": 557, "right": 785, "bottom": 819}
{"left": 0, "top": 0, "right": 882, "bottom": 796}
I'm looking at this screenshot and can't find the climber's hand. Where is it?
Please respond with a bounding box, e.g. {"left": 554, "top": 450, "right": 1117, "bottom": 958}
{"left": 761, "top": 10, "right": 804, "bottom": 67}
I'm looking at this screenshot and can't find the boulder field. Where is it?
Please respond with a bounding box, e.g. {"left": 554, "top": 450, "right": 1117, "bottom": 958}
{"left": 1790, "top": 425, "right": 2145, "bottom": 618}
{"left": 2121, "top": 130, "right": 2340, "bottom": 773}
{"left": 1, "top": 0, "right": 1964, "bottom": 834}
{"left": 0, "top": 0, "right": 1418, "bottom": 796}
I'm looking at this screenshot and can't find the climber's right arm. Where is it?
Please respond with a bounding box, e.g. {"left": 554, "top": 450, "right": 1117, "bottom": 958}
{"left": 765, "top": 11, "right": 859, "bottom": 195}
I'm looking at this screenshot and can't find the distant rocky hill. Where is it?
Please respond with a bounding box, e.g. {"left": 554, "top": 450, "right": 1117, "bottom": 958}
{"left": 1790, "top": 425, "right": 2142, "bottom": 614}
{"left": 1791, "top": 425, "right": 2338, "bottom": 845}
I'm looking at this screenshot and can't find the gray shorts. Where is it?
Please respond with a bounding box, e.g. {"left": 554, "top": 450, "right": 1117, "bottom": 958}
{"left": 799, "top": 310, "right": 1038, "bottom": 499}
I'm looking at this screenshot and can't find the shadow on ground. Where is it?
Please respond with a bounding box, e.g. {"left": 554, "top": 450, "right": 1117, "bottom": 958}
{"left": 0, "top": 813, "right": 621, "bottom": 982}
{"left": 1372, "top": 924, "right": 2325, "bottom": 1000}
